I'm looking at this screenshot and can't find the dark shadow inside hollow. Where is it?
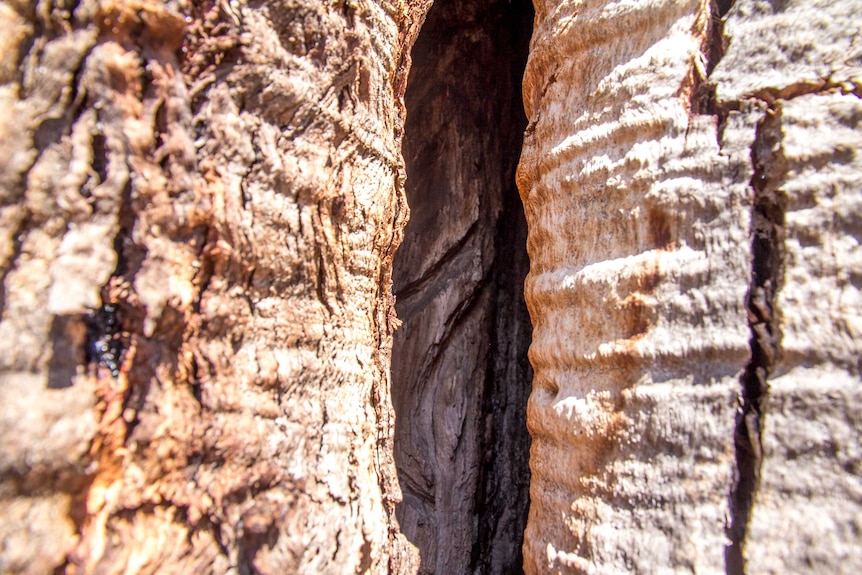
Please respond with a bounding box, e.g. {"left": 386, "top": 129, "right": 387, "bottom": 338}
{"left": 391, "top": 0, "right": 534, "bottom": 573}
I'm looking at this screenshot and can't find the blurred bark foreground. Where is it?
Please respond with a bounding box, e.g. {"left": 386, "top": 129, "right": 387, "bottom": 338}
{"left": 0, "top": 0, "right": 431, "bottom": 572}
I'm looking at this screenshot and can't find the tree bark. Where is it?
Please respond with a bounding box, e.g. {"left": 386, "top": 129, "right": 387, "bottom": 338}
{"left": 714, "top": 2, "right": 862, "bottom": 573}
{"left": 2, "top": 0, "right": 861, "bottom": 574}
{"left": 518, "top": 0, "right": 862, "bottom": 573}
{"left": 0, "top": 1, "right": 430, "bottom": 572}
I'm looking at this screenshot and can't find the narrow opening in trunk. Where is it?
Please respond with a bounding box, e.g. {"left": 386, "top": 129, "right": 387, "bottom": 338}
{"left": 392, "top": 0, "right": 535, "bottom": 573}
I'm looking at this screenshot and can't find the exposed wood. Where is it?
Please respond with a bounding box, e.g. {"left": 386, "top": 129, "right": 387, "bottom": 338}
{"left": 392, "top": 0, "right": 533, "bottom": 573}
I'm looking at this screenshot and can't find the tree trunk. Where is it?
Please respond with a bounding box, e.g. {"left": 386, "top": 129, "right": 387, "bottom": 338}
{"left": 0, "top": 1, "right": 430, "bottom": 572}
{"left": 519, "top": 0, "right": 862, "bottom": 573}
{"left": 2, "top": 0, "right": 861, "bottom": 574}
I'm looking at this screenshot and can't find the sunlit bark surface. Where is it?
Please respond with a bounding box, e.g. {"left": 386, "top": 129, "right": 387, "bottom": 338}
{"left": 0, "top": 1, "right": 430, "bottom": 572}
{"left": 518, "top": 0, "right": 861, "bottom": 573}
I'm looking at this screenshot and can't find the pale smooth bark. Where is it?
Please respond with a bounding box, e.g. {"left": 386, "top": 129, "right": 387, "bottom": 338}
{"left": 518, "top": 0, "right": 861, "bottom": 574}
{"left": 519, "top": 1, "right": 750, "bottom": 571}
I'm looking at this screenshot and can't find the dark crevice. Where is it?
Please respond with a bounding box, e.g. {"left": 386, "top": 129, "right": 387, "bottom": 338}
{"left": 392, "top": 0, "right": 533, "bottom": 573}
{"left": 470, "top": 137, "right": 533, "bottom": 575}
{"left": 690, "top": 0, "right": 736, "bottom": 138}
{"left": 726, "top": 107, "right": 786, "bottom": 575}
{"left": 705, "top": 0, "right": 733, "bottom": 78}
{"left": 91, "top": 133, "right": 109, "bottom": 189}
{"left": 717, "top": 0, "right": 735, "bottom": 18}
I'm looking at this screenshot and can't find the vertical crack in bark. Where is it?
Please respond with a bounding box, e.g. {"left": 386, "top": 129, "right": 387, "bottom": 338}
{"left": 690, "top": 0, "right": 731, "bottom": 117}
{"left": 470, "top": 142, "right": 533, "bottom": 575}
{"left": 393, "top": 0, "right": 533, "bottom": 572}
{"left": 726, "top": 107, "right": 787, "bottom": 575}
{"left": 716, "top": 0, "right": 735, "bottom": 18}
{"left": 690, "top": 0, "right": 737, "bottom": 141}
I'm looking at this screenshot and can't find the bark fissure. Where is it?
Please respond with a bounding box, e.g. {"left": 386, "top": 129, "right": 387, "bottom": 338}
{"left": 470, "top": 159, "right": 533, "bottom": 575}
{"left": 690, "top": 0, "right": 736, "bottom": 127}
{"left": 746, "top": 80, "right": 862, "bottom": 106}
{"left": 726, "top": 106, "right": 787, "bottom": 575}
{"left": 392, "top": 0, "right": 533, "bottom": 572}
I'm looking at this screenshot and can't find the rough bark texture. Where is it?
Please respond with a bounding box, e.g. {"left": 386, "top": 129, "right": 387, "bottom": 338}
{"left": 713, "top": 2, "right": 862, "bottom": 573}
{"left": 0, "top": 0, "right": 431, "bottom": 573}
{"left": 519, "top": 1, "right": 750, "bottom": 571}
{"left": 518, "top": 0, "right": 861, "bottom": 574}
{"left": 391, "top": 0, "right": 533, "bottom": 573}
{"left": 3, "top": 0, "right": 861, "bottom": 574}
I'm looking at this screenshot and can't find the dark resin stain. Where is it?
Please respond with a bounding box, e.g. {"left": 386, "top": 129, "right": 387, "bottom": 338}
{"left": 85, "top": 303, "right": 125, "bottom": 378}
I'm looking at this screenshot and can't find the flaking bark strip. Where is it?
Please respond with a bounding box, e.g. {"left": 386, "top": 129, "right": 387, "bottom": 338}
{"left": 745, "top": 79, "right": 862, "bottom": 107}
{"left": 726, "top": 106, "right": 787, "bottom": 575}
